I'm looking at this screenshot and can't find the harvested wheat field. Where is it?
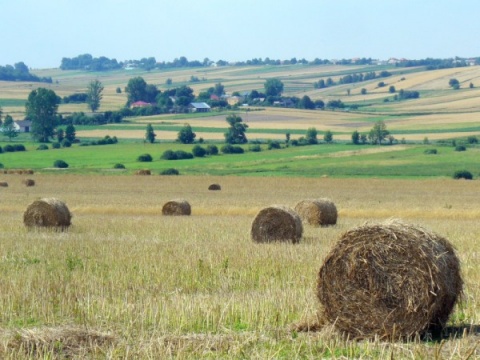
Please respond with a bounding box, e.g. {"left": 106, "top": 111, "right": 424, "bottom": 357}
{"left": 0, "top": 174, "right": 479, "bottom": 358}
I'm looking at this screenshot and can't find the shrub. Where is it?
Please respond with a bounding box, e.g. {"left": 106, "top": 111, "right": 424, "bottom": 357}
{"left": 53, "top": 160, "right": 69, "bottom": 168}
{"left": 174, "top": 150, "right": 193, "bottom": 160}
{"left": 160, "top": 168, "right": 179, "bottom": 175}
{"left": 61, "top": 139, "right": 72, "bottom": 148}
{"left": 37, "top": 144, "right": 49, "bottom": 150}
{"left": 206, "top": 144, "right": 218, "bottom": 155}
{"left": 14, "top": 144, "right": 26, "bottom": 151}
{"left": 113, "top": 163, "right": 125, "bottom": 169}
{"left": 267, "top": 141, "right": 281, "bottom": 150}
{"left": 52, "top": 142, "right": 61, "bottom": 149}
{"left": 424, "top": 149, "right": 438, "bottom": 154}
{"left": 467, "top": 136, "right": 478, "bottom": 144}
{"left": 454, "top": 145, "right": 466, "bottom": 152}
{"left": 3, "top": 145, "right": 14, "bottom": 152}
{"left": 453, "top": 170, "right": 473, "bottom": 180}
{"left": 249, "top": 144, "right": 262, "bottom": 152}
{"left": 0, "top": 163, "right": 3, "bottom": 168}
{"left": 192, "top": 145, "right": 207, "bottom": 157}
{"left": 221, "top": 144, "right": 244, "bottom": 154}
{"left": 137, "top": 153, "right": 153, "bottom": 162}
{"left": 161, "top": 150, "right": 177, "bottom": 160}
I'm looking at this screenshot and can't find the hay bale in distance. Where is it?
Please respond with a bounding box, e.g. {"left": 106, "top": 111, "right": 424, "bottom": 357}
{"left": 317, "top": 219, "right": 462, "bottom": 340}
{"left": 162, "top": 199, "right": 191, "bottom": 216}
{"left": 208, "top": 183, "right": 221, "bottom": 191}
{"left": 251, "top": 205, "right": 303, "bottom": 243}
{"left": 294, "top": 198, "right": 337, "bottom": 226}
{"left": 135, "top": 169, "right": 151, "bottom": 175}
{"left": 23, "top": 179, "right": 35, "bottom": 187}
{"left": 23, "top": 198, "right": 72, "bottom": 229}
{"left": 0, "top": 182, "right": 8, "bottom": 187}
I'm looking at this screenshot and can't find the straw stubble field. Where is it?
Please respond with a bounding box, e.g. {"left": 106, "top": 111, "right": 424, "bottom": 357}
{"left": 0, "top": 174, "right": 479, "bottom": 358}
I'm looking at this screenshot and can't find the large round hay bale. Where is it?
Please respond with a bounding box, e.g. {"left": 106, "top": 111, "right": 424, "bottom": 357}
{"left": 162, "top": 199, "right": 191, "bottom": 216}
{"left": 23, "top": 179, "right": 35, "bottom": 187}
{"left": 294, "top": 198, "right": 337, "bottom": 226}
{"left": 317, "top": 219, "right": 462, "bottom": 340}
{"left": 251, "top": 205, "right": 303, "bottom": 243}
{"left": 23, "top": 198, "right": 72, "bottom": 229}
{"left": 0, "top": 182, "right": 8, "bottom": 187}
{"left": 208, "top": 183, "right": 221, "bottom": 191}
{"left": 135, "top": 169, "right": 151, "bottom": 175}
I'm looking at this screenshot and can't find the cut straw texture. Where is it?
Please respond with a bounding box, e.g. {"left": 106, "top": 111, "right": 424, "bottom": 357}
{"left": 294, "top": 198, "right": 337, "bottom": 226}
{"left": 317, "top": 219, "right": 462, "bottom": 340}
{"left": 162, "top": 199, "right": 191, "bottom": 216}
{"left": 251, "top": 205, "right": 303, "bottom": 243}
{"left": 23, "top": 198, "right": 72, "bottom": 229}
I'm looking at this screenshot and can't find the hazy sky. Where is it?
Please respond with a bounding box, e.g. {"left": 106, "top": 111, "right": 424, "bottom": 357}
{"left": 2, "top": 0, "right": 480, "bottom": 69}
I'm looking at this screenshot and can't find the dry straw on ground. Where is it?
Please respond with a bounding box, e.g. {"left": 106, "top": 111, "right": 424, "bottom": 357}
{"left": 251, "top": 205, "right": 303, "bottom": 243}
{"left": 317, "top": 219, "right": 463, "bottom": 340}
{"left": 5, "top": 325, "right": 116, "bottom": 358}
{"left": 135, "top": 169, "right": 151, "bottom": 175}
{"left": 162, "top": 199, "right": 191, "bottom": 216}
{"left": 208, "top": 183, "right": 221, "bottom": 191}
{"left": 23, "top": 198, "right": 72, "bottom": 229}
{"left": 22, "top": 179, "right": 35, "bottom": 187}
{"left": 294, "top": 198, "right": 337, "bottom": 226}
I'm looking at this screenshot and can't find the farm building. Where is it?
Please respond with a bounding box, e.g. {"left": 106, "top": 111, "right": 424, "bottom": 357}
{"left": 15, "top": 120, "right": 32, "bottom": 132}
{"left": 130, "top": 101, "right": 152, "bottom": 108}
{"left": 189, "top": 102, "right": 211, "bottom": 113}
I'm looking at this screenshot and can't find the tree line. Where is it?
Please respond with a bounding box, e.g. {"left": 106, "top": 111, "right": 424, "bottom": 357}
{"left": 0, "top": 62, "right": 52, "bottom": 83}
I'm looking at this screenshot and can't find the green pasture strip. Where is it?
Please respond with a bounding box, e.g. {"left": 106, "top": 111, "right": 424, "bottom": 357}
{"left": 0, "top": 99, "right": 26, "bottom": 107}
{"left": 0, "top": 140, "right": 477, "bottom": 178}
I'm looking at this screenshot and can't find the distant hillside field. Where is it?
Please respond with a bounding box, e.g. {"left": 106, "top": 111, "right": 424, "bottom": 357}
{"left": 1, "top": 64, "right": 480, "bottom": 143}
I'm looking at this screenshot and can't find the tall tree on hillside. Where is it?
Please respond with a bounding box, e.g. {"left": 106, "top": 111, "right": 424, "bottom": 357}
{"left": 2, "top": 115, "right": 18, "bottom": 141}
{"left": 65, "top": 124, "right": 76, "bottom": 142}
{"left": 26, "top": 88, "right": 59, "bottom": 142}
{"left": 368, "top": 120, "right": 389, "bottom": 145}
{"left": 86, "top": 79, "right": 104, "bottom": 112}
{"left": 224, "top": 114, "right": 248, "bottom": 144}
{"left": 0, "top": 106, "right": 3, "bottom": 126}
{"left": 177, "top": 123, "right": 196, "bottom": 144}
{"left": 145, "top": 123, "right": 156, "bottom": 143}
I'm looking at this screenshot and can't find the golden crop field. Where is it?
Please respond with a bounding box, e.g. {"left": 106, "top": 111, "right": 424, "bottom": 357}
{"left": 0, "top": 174, "right": 478, "bottom": 358}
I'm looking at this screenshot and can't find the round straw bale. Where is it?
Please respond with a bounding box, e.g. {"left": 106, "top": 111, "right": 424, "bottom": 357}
{"left": 23, "top": 198, "right": 72, "bottom": 229}
{"left": 135, "top": 169, "right": 151, "bottom": 175}
{"left": 317, "top": 219, "right": 462, "bottom": 340}
{"left": 208, "top": 183, "right": 221, "bottom": 191}
{"left": 23, "top": 179, "right": 35, "bottom": 187}
{"left": 294, "top": 198, "right": 337, "bottom": 226}
{"left": 162, "top": 199, "right": 191, "bottom": 216}
{"left": 0, "top": 182, "right": 8, "bottom": 187}
{"left": 251, "top": 205, "right": 303, "bottom": 243}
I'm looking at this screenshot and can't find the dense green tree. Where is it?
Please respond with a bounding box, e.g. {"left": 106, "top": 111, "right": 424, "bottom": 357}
{"left": 86, "top": 79, "right": 104, "bottom": 112}
{"left": 125, "top": 77, "right": 159, "bottom": 105}
{"left": 65, "top": 124, "right": 76, "bottom": 142}
{"left": 224, "top": 114, "right": 248, "bottom": 144}
{"left": 449, "top": 78, "right": 460, "bottom": 89}
{"left": 264, "top": 78, "right": 284, "bottom": 97}
{"left": 298, "top": 95, "right": 315, "bottom": 109}
{"left": 351, "top": 130, "right": 360, "bottom": 144}
{"left": 361, "top": 88, "right": 367, "bottom": 95}
{"left": 306, "top": 127, "right": 318, "bottom": 144}
{"left": 323, "top": 130, "right": 333, "bottom": 143}
{"left": 212, "top": 83, "right": 225, "bottom": 97}
{"left": 56, "top": 128, "right": 64, "bottom": 142}
{"left": 26, "top": 88, "right": 59, "bottom": 142}
{"left": 145, "top": 123, "right": 156, "bottom": 143}
{"left": 0, "top": 106, "right": 3, "bottom": 126}
{"left": 177, "top": 123, "right": 196, "bottom": 144}
{"left": 2, "top": 115, "right": 18, "bottom": 140}
{"left": 389, "top": 85, "right": 396, "bottom": 93}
